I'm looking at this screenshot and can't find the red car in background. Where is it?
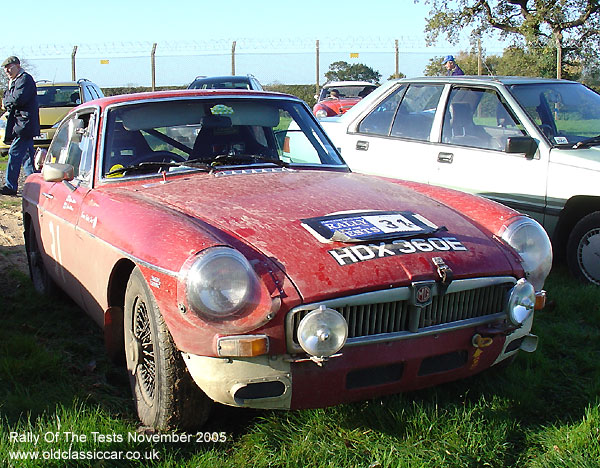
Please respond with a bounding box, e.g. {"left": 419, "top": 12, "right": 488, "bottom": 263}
{"left": 23, "top": 89, "right": 551, "bottom": 430}
{"left": 313, "top": 81, "right": 378, "bottom": 118}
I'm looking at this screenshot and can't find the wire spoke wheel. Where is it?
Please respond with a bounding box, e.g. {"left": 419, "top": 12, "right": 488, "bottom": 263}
{"left": 132, "top": 296, "right": 156, "bottom": 404}
{"left": 124, "top": 266, "right": 212, "bottom": 430}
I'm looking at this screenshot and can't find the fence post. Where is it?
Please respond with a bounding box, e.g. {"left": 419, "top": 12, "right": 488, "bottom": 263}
{"left": 71, "top": 46, "right": 77, "bottom": 81}
{"left": 232, "top": 41, "right": 236, "bottom": 75}
{"left": 316, "top": 40, "right": 320, "bottom": 97}
{"left": 151, "top": 43, "right": 157, "bottom": 91}
{"left": 395, "top": 39, "right": 399, "bottom": 77}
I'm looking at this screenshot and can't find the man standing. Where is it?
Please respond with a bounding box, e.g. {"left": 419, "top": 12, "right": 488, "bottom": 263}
{"left": 1, "top": 56, "right": 39, "bottom": 196}
{"left": 442, "top": 55, "right": 465, "bottom": 76}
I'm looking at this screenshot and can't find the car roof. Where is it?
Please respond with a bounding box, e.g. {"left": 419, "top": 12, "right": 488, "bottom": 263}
{"left": 191, "top": 75, "right": 255, "bottom": 83}
{"left": 36, "top": 81, "right": 80, "bottom": 87}
{"left": 393, "top": 75, "right": 578, "bottom": 86}
{"left": 322, "top": 81, "right": 376, "bottom": 87}
{"left": 79, "top": 89, "right": 299, "bottom": 110}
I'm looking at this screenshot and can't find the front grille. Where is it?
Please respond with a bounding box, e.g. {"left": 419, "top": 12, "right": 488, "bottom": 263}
{"left": 286, "top": 278, "right": 514, "bottom": 352}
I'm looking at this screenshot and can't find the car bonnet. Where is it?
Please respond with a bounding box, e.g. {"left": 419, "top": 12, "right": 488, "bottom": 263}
{"left": 133, "top": 170, "right": 519, "bottom": 303}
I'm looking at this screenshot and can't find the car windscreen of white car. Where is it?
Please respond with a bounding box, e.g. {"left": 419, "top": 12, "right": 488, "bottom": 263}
{"left": 509, "top": 82, "right": 600, "bottom": 147}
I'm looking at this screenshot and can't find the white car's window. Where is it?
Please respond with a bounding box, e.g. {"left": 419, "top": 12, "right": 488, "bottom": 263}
{"left": 390, "top": 85, "right": 443, "bottom": 141}
{"left": 509, "top": 82, "right": 600, "bottom": 145}
{"left": 357, "top": 84, "right": 407, "bottom": 135}
{"left": 442, "top": 87, "right": 526, "bottom": 151}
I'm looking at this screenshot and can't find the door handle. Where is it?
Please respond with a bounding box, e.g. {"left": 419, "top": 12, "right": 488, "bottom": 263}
{"left": 437, "top": 152, "right": 454, "bottom": 163}
{"left": 42, "top": 192, "right": 54, "bottom": 199}
{"left": 356, "top": 140, "right": 369, "bottom": 151}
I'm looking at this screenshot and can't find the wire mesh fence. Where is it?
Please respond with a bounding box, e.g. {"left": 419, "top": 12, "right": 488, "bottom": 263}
{"left": 0, "top": 38, "right": 504, "bottom": 88}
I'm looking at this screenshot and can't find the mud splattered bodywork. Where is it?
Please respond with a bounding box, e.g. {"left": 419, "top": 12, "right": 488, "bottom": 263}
{"left": 22, "top": 89, "right": 551, "bottom": 429}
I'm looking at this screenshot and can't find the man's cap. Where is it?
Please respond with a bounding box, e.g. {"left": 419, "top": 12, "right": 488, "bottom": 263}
{"left": 442, "top": 55, "right": 455, "bottom": 64}
{"left": 2, "top": 56, "right": 20, "bottom": 67}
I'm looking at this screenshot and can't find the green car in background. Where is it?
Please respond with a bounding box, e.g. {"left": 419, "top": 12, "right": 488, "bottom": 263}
{"left": 0, "top": 78, "right": 103, "bottom": 155}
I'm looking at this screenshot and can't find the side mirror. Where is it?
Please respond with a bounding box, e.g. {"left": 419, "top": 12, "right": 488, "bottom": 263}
{"left": 33, "top": 148, "right": 47, "bottom": 171}
{"left": 42, "top": 163, "right": 75, "bottom": 182}
{"left": 505, "top": 136, "right": 538, "bottom": 159}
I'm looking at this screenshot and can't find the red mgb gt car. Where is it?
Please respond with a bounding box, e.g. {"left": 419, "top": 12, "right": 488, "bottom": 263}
{"left": 23, "top": 89, "right": 551, "bottom": 430}
{"left": 313, "top": 81, "right": 377, "bottom": 118}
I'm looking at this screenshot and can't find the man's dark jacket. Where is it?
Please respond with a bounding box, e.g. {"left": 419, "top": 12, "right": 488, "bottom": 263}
{"left": 3, "top": 70, "right": 40, "bottom": 143}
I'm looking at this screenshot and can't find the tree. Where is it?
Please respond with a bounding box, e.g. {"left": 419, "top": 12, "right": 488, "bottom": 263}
{"left": 388, "top": 72, "right": 406, "bottom": 80}
{"left": 324, "top": 61, "right": 381, "bottom": 83}
{"left": 419, "top": 0, "right": 600, "bottom": 79}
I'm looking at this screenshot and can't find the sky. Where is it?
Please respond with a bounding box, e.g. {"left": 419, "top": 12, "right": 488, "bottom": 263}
{"left": 1, "top": 0, "right": 506, "bottom": 87}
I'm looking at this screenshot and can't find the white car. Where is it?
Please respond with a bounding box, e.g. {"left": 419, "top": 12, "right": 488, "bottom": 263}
{"left": 321, "top": 76, "right": 600, "bottom": 285}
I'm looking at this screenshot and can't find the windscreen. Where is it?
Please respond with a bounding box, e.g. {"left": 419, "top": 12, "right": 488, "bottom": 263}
{"left": 102, "top": 97, "right": 345, "bottom": 178}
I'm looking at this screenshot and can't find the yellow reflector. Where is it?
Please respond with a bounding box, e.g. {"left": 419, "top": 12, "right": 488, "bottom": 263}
{"left": 218, "top": 335, "right": 269, "bottom": 357}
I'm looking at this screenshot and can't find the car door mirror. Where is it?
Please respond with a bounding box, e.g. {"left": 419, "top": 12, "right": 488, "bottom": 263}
{"left": 505, "top": 136, "right": 538, "bottom": 159}
{"left": 42, "top": 162, "right": 75, "bottom": 182}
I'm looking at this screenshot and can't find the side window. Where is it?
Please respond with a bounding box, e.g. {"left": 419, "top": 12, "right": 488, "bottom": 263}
{"left": 442, "top": 88, "right": 526, "bottom": 150}
{"left": 46, "top": 113, "right": 96, "bottom": 185}
{"left": 357, "top": 85, "right": 406, "bottom": 135}
{"left": 390, "top": 84, "right": 444, "bottom": 141}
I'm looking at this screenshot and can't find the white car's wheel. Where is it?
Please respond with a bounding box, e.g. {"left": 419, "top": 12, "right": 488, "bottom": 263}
{"left": 567, "top": 211, "right": 600, "bottom": 285}
{"left": 124, "top": 267, "right": 211, "bottom": 430}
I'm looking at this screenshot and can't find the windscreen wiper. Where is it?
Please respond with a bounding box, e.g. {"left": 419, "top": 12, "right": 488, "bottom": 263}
{"left": 572, "top": 135, "right": 600, "bottom": 149}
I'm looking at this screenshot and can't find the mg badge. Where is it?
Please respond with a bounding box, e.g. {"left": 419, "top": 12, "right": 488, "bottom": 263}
{"left": 416, "top": 286, "right": 431, "bottom": 303}
{"left": 411, "top": 281, "right": 435, "bottom": 307}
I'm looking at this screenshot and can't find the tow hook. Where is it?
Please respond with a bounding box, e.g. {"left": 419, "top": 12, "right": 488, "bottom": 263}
{"left": 472, "top": 333, "right": 493, "bottom": 348}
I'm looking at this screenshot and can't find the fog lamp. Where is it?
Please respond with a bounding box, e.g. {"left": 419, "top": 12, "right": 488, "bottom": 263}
{"left": 297, "top": 305, "right": 348, "bottom": 358}
{"left": 506, "top": 278, "right": 536, "bottom": 326}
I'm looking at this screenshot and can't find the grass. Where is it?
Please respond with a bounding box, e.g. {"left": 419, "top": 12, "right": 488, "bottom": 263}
{"left": 0, "top": 265, "right": 599, "bottom": 467}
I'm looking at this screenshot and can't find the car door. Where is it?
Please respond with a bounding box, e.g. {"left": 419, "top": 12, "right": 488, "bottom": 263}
{"left": 428, "top": 85, "right": 549, "bottom": 225}
{"left": 338, "top": 83, "right": 444, "bottom": 184}
{"left": 38, "top": 111, "right": 97, "bottom": 306}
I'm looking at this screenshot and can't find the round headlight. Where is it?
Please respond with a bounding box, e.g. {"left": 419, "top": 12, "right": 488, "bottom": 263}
{"left": 186, "top": 247, "right": 257, "bottom": 319}
{"left": 297, "top": 306, "right": 348, "bottom": 357}
{"left": 506, "top": 278, "right": 536, "bottom": 326}
{"left": 501, "top": 217, "right": 552, "bottom": 291}
{"left": 315, "top": 109, "right": 329, "bottom": 119}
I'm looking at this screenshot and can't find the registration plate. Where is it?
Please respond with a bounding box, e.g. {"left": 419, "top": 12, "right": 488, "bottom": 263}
{"left": 302, "top": 211, "right": 443, "bottom": 243}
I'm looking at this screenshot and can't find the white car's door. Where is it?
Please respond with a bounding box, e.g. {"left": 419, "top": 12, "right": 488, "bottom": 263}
{"left": 427, "top": 85, "right": 549, "bottom": 225}
{"left": 332, "top": 83, "right": 445, "bottom": 184}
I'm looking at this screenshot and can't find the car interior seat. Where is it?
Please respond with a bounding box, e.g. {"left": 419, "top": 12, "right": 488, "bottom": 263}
{"left": 446, "top": 102, "right": 492, "bottom": 148}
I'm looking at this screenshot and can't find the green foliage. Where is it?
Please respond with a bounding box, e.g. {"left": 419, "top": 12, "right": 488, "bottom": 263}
{"left": 419, "top": 0, "right": 600, "bottom": 78}
{"left": 324, "top": 61, "right": 381, "bottom": 84}
{"left": 424, "top": 47, "right": 575, "bottom": 80}
{"left": 388, "top": 72, "right": 406, "bottom": 80}
{"left": 263, "top": 84, "right": 317, "bottom": 107}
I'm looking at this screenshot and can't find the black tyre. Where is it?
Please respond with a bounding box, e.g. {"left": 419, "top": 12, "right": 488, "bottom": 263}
{"left": 25, "top": 224, "right": 58, "bottom": 295}
{"left": 124, "top": 267, "right": 211, "bottom": 430}
{"left": 566, "top": 211, "right": 600, "bottom": 285}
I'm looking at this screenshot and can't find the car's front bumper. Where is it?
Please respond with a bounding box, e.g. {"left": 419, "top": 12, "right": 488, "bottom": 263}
{"left": 182, "top": 319, "right": 535, "bottom": 410}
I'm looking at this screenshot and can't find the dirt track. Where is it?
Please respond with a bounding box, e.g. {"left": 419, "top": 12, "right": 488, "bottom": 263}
{"left": 0, "top": 203, "right": 28, "bottom": 276}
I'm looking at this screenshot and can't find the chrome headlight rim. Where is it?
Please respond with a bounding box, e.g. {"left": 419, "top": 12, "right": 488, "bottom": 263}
{"left": 506, "top": 278, "right": 536, "bottom": 326}
{"left": 499, "top": 216, "right": 553, "bottom": 291}
{"left": 185, "top": 246, "right": 258, "bottom": 321}
{"left": 297, "top": 306, "right": 348, "bottom": 358}
{"left": 315, "top": 108, "right": 329, "bottom": 119}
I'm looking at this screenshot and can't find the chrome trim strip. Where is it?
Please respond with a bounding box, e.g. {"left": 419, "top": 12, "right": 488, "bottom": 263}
{"left": 344, "top": 312, "right": 506, "bottom": 347}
